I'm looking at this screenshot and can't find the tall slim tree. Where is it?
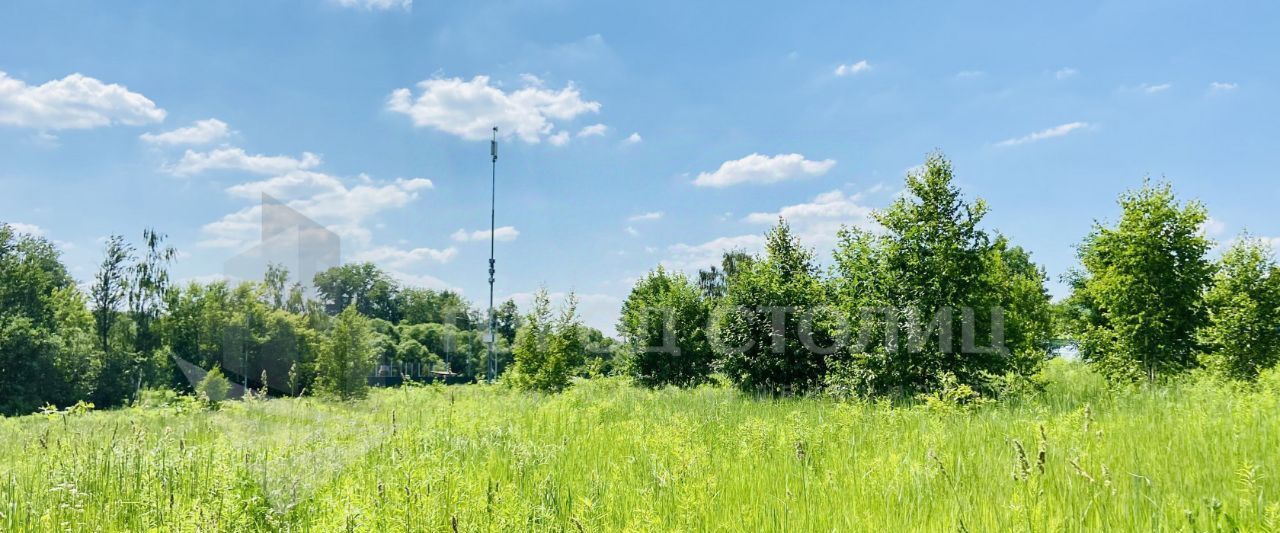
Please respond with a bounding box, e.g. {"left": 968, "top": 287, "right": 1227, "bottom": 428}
{"left": 91, "top": 235, "right": 132, "bottom": 351}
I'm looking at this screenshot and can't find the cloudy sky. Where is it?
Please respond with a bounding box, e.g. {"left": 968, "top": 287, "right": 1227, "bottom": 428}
{"left": 3, "top": 1, "right": 1278, "bottom": 335}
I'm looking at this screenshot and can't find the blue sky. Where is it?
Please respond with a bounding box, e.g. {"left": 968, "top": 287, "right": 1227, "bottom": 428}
{"left": 3, "top": 0, "right": 1279, "bottom": 335}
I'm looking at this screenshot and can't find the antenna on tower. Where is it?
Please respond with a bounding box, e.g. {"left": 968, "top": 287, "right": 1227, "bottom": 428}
{"left": 486, "top": 126, "right": 498, "bottom": 382}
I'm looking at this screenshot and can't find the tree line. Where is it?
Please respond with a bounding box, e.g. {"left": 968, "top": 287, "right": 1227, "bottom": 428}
{"left": 0, "top": 225, "right": 619, "bottom": 415}
{"left": 6, "top": 151, "right": 1280, "bottom": 412}
{"left": 600, "top": 153, "right": 1280, "bottom": 400}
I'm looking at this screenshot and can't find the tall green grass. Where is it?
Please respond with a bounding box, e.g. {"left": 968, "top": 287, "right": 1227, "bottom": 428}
{"left": 2, "top": 360, "right": 1278, "bottom": 531}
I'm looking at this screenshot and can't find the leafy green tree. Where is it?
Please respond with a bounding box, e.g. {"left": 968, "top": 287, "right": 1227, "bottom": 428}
{"left": 127, "top": 228, "right": 177, "bottom": 395}
{"left": 619, "top": 267, "right": 714, "bottom": 387}
{"left": 509, "top": 289, "right": 586, "bottom": 392}
{"left": 714, "top": 220, "right": 832, "bottom": 394}
{"left": 697, "top": 250, "right": 753, "bottom": 300}
{"left": 315, "top": 305, "right": 376, "bottom": 399}
{"left": 0, "top": 225, "right": 100, "bottom": 414}
{"left": 829, "top": 154, "right": 1050, "bottom": 396}
{"left": 1198, "top": 236, "right": 1280, "bottom": 380}
{"left": 91, "top": 235, "right": 132, "bottom": 351}
{"left": 313, "top": 263, "right": 401, "bottom": 322}
{"left": 1064, "top": 180, "right": 1214, "bottom": 382}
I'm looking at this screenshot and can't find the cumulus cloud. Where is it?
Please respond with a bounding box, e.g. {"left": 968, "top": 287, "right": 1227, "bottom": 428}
{"left": 140, "top": 118, "right": 230, "bottom": 145}
{"left": 693, "top": 153, "right": 836, "bottom": 187}
{"left": 387, "top": 75, "right": 602, "bottom": 144}
{"left": 451, "top": 226, "right": 519, "bottom": 242}
{"left": 548, "top": 131, "right": 571, "bottom": 146}
{"left": 995, "top": 122, "right": 1089, "bottom": 147}
{"left": 577, "top": 123, "right": 608, "bottom": 137}
{"left": 333, "top": 0, "right": 411, "bottom": 10}
{"left": 169, "top": 147, "right": 323, "bottom": 176}
{"left": 834, "top": 60, "right": 871, "bottom": 76}
{"left": 1055, "top": 67, "right": 1078, "bottom": 80}
{"left": 743, "top": 189, "right": 878, "bottom": 250}
{"left": 5, "top": 222, "right": 44, "bottom": 236}
{"left": 201, "top": 172, "right": 434, "bottom": 249}
{"left": 351, "top": 245, "right": 457, "bottom": 268}
{"left": 0, "top": 71, "right": 165, "bottom": 130}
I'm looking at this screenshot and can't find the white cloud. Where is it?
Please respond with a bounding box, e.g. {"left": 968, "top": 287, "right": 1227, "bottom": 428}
{"left": 333, "top": 0, "right": 411, "bottom": 10}
{"left": 5, "top": 222, "right": 44, "bottom": 236}
{"left": 1209, "top": 81, "right": 1238, "bottom": 93}
{"left": 628, "top": 211, "right": 663, "bottom": 222}
{"left": 623, "top": 132, "right": 643, "bottom": 144}
{"left": 693, "top": 153, "right": 836, "bottom": 187}
{"left": 548, "top": 131, "right": 571, "bottom": 146}
{"left": 577, "top": 123, "right": 608, "bottom": 137}
{"left": 955, "top": 70, "right": 985, "bottom": 80}
{"left": 744, "top": 189, "right": 873, "bottom": 225}
{"left": 1055, "top": 67, "right": 1078, "bottom": 80}
{"left": 0, "top": 71, "right": 166, "bottom": 130}
{"left": 996, "top": 122, "right": 1089, "bottom": 147}
{"left": 663, "top": 234, "right": 766, "bottom": 273}
{"left": 452, "top": 226, "right": 519, "bottom": 242}
{"left": 1135, "top": 82, "right": 1172, "bottom": 94}
{"left": 201, "top": 173, "right": 434, "bottom": 249}
{"left": 140, "top": 118, "right": 230, "bottom": 145}
{"left": 834, "top": 60, "right": 871, "bottom": 76}
{"left": 169, "top": 147, "right": 323, "bottom": 176}
{"left": 1202, "top": 217, "right": 1227, "bottom": 237}
{"left": 743, "top": 188, "right": 878, "bottom": 250}
{"left": 626, "top": 226, "right": 639, "bottom": 237}
{"left": 387, "top": 75, "right": 602, "bottom": 144}
{"left": 388, "top": 270, "right": 456, "bottom": 291}
{"left": 351, "top": 245, "right": 457, "bottom": 268}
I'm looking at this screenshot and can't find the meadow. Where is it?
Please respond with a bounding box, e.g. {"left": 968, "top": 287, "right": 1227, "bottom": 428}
{"left": 2, "top": 360, "right": 1279, "bottom": 532}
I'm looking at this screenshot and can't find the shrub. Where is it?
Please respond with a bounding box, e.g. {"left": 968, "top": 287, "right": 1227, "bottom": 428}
{"left": 196, "top": 366, "right": 231, "bottom": 406}
{"left": 509, "top": 289, "right": 586, "bottom": 392}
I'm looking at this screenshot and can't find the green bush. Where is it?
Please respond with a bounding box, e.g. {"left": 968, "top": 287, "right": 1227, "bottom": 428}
{"left": 618, "top": 267, "right": 714, "bottom": 388}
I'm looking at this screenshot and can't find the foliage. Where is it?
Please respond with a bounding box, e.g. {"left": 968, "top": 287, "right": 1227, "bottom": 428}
{"left": 1064, "top": 180, "right": 1214, "bottom": 382}
{"left": 196, "top": 366, "right": 232, "bottom": 406}
{"left": 1198, "top": 236, "right": 1280, "bottom": 380}
{"left": 508, "top": 289, "right": 586, "bottom": 392}
{"left": 714, "top": 220, "right": 832, "bottom": 394}
{"left": 0, "top": 224, "right": 102, "bottom": 415}
{"left": 313, "top": 263, "right": 402, "bottom": 322}
{"left": 618, "top": 267, "right": 714, "bottom": 387}
{"left": 314, "top": 305, "right": 376, "bottom": 399}
{"left": 829, "top": 153, "right": 1051, "bottom": 397}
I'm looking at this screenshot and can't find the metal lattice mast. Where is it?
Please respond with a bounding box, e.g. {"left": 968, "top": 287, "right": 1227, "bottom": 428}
{"left": 487, "top": 127, "right": 498, "bottom": 382}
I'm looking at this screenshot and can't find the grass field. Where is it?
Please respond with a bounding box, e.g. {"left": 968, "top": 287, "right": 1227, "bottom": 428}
{"left": 2, "top": 360, "right": 1279, "bottom": 532}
